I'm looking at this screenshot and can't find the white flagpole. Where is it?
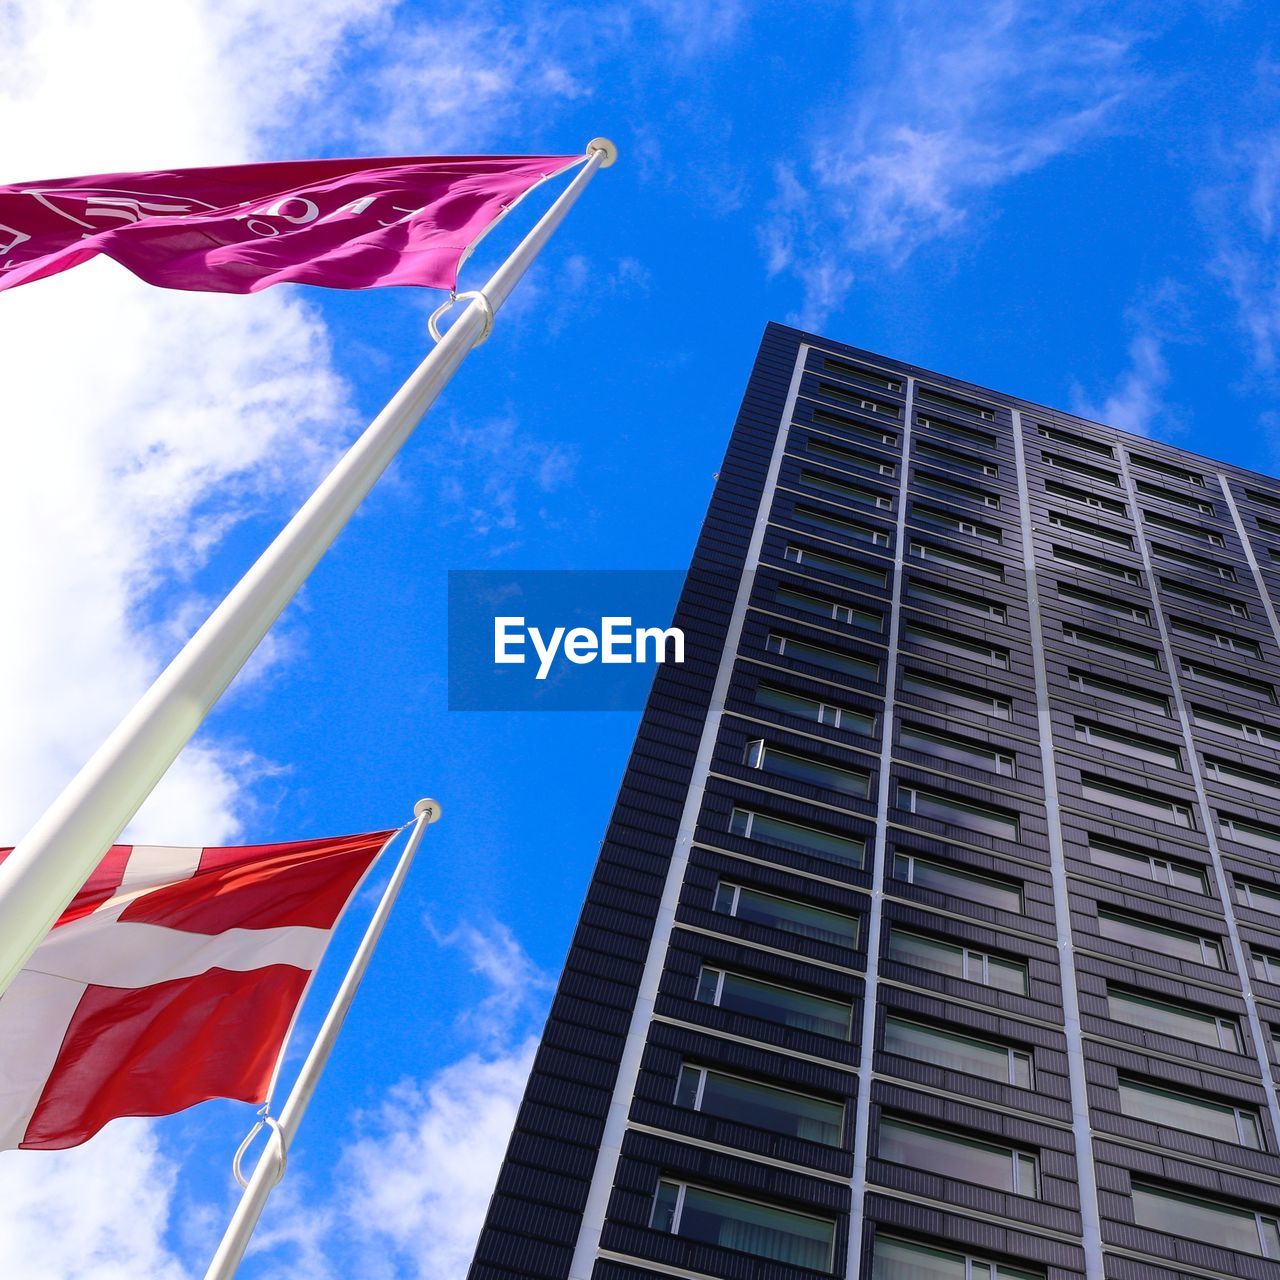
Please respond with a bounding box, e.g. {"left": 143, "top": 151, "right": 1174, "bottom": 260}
{"left": 0, "top": 139, "right": 616, "bottom": 1003}
{"left": 203, "top": 797, "right": 441, "bottom": 1280}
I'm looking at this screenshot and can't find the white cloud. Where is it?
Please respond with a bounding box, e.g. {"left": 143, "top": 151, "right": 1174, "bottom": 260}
{"left": 0, "top": 0, "right": 393, "bottom": 1274}
{"left": 1070, "top": 280, "right": 1189, "bottom": 439}
{"left": 342, "top": 1040, "right": 538, "bottom": 1280}
{"left": 764, "top": 1, "right": 1145, "bottom": 327}
{"left": 1208, "top": 129, "right": 1280, "bottom": 375}
{"left": 0, "top": 1121, "right": 190, "bottom": 1280}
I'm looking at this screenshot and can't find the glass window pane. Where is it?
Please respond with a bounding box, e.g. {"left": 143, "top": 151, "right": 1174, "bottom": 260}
{"left": 1118, "top": 1079, "right": 1260, "bottom": 1148}
{"left": 715, "top": 970, "right": 852, "bottom": 1039}
{"left": 884, "top": 1016, "right": 1031, "bottom": 1087}
{"left": 887, "top": 928, "right": 967, "bottom": 981}
{"left": 724, "top": 884, "right": 859, "bottom": 946}
{"left": 898, "top": 787, "right": 1020, "bottom": 839}
{"left": 756, "top": 683, "right": 875, "bottom": 735}
{"left": 1108, "top": 989, "right": 1237, "bottom": 1050}
{"left": 989, "top": 955, "right": 1031, "bottom": 995}
{"left": 773, "top": 633, "right": 880, "bottom": 680}
{"left": 760, "top": 745, "right": 871, "bottom": 798}
{"left": 675, "top": 1065, "right": 702, "bottom": 1110}
{"left": 1132, "top": 1183, "right": 1265, "bottom": 1256}
{"left": 734, "top": 808, "right": 867, "bottom": 867}
{"left": 1098, "top": 911, "right": 1220, "bottom": 967}
{"left": 871, "top": 1236, "right": 967, "bottom": 1280}
{"left": 651, "top": 1180, "right": 680, "bottom": 1231}
{"left": 880, "top": 1117, "right": 1031, "bottom": 1196}
{"left": 693, "top": 1068, "right": 844, "bottom": 1146}
{"left": 899, "top": 855, "right": 1023, "bottom": 911}
{"left": 677, "top": 1184, "right": 835, "bottom": 1270}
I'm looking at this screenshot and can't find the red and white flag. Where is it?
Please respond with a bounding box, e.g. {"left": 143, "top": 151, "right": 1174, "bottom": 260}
{"left": 0, "top": 830, "right": 393, "bottom": 1151}
{"left": 0, "top": 153, "right": 580, "bottom": 295}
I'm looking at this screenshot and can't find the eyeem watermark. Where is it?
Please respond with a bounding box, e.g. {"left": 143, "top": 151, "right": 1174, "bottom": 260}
{"left": 495, "top": 616, "right": 684, "bottom": 680}
{"left": 449, "top": 571, "right": 689, "bottom": 710}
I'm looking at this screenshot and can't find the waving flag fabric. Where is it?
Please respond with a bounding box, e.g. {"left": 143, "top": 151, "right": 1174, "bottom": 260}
{"left": 0, "top": 154, "right": 580, "bottom": 295}
{"left": 0, "top": 830, "right": 392, "bottom": 1150}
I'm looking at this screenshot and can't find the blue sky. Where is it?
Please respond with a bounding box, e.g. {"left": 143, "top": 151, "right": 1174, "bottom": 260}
{"left": 2, "top": 1, "right": 1280, "bottom": 1277}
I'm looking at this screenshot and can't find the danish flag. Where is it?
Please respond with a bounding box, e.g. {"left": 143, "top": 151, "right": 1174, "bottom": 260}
{"left": 0, "top": 830, "right": 392, "bottom": 1151}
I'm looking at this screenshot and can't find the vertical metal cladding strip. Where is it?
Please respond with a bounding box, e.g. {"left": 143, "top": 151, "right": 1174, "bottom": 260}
{"left": 566, "top": 341, "right": 811, "bottom": 1280}
{"left": 843, "top": 377, "right": 912, "bottom": 1280}
{"left": 1136, "top": 469, "right": 1280, "bottom": 1139}
{"left": 1011, "top": 410, "right": 1105, "bottom": 1280}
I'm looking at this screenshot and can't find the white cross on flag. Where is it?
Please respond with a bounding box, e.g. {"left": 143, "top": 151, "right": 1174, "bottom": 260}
{"left": 0, "top": 830, "right": 392, "bottom": 1150}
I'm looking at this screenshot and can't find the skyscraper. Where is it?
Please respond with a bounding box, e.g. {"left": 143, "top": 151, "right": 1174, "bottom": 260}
{"left": 468, "top": 323, "right": 1280, "bottom": 1280}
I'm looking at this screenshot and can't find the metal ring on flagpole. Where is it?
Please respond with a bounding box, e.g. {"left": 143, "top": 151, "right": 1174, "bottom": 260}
{"left": 233, "top": 1114, "right": 288, "bottom": 1189}
{"left": 428, "top": 290, "right": 494, "bottom": 346}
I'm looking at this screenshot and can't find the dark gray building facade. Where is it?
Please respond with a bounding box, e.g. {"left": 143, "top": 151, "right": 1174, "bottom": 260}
{"left": 468, "top": 323, "right": 1280, "bottom": 1280}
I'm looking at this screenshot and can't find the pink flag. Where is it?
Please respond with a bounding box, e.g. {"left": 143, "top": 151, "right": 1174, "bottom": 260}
{"left": 0, "top": 154, "right": 581, "bottom": 295}
{"left": 0, "top": 830, "right": 393, "bottom": 1150}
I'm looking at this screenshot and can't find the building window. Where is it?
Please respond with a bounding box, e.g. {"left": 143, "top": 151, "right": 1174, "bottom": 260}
{"left": 910, "top": 540, "right": 1004, "bottom": 580}
{"left": 1204, "top": 757, "right": 1280, "bottom": 800}
{"left": 899, "top": 723, "right": 1015, "bottom": 775}
{"left": 696, "top": 966, "right": 853, "bottom": 1040}
{"left": 913, "top": 469, "right": 1000, "bottom": 509}
{"left": 887, "top": 926, "right": 1028, "bottom": 993}
{"left": 1067, "top": 668, "right": 1169, "bottom": 715}
{"left": 1055, "top": 580, "right": 1150, "bottom": 624}
{"left": 911, "top": 502, "right": 1002, "bottom": 542}
{"left": 1130, "top": 1183, "right": 1280, "bottom": 1259}
{"left": 1087, "top": 835, "right": 1206, "bottom": 893}
{"left": 1118, "top": 1077, "right": 1263, "bottom": 1149}
{"left": 1138, "top": 477, "right": 1214, "bottom": 514}
{"left": 729, "top": 807, "right": 867, "bottom": 868}
{"left": 774, "top": 584, "right": 883, "bottom": 632}
{"left": 1044, "top": 478, "right": 1127, "bottom": 515}
{"left": 1063, "top": 625, "right": 1160, "bottom": 668}
{"left": 905, "top": 577, "right": 1006, "bottom": 621}
{"left": 1191, "top": 704, "right": 1280, "bottom": 747}
{"left": 675, "top": 1063, "right": 845, "bottom": 1146}
{"left": 1097, "top": 909, "right": 1224, "bottom": 968}
{"left": 821, "top": 354, "right": 902, "bottom": 392}
{"left": 803, "top": 433, "right": 896, "bottom": 478}
{"left": 1252, "top": 947, "right": 1280, "bottom": 984}
{"left": 1074, "top": 721, "right": 1180, "bottom": 768}
{"left": 1235, "top": 879, "right": 1280, "bottom": 916}
{"left": 893, "top": 852, "right": 1023, "bottom": 910}
{"left": 744, "top": 739, "right": 872, "bottom": 799}
{"left": 1220, "top": 814, "right": 1280, "bottom": 854}
{"left": 814, "top": 404, "right": 896, "bottom": 440}
{"left": 792, "top": 502, "right": 891, "bottom": 546}
{"left": 799, "top": 468, "right": 893, "bottom": 510}
{"left": 1106, "top": 988, "right": 1242, "bottom": 1052}
{"left": 755, "top": 683, "right": 876, "bottom": 735}
{"left": 1048, "top": 510, "right": 1134, "bottom": 548}
{"left": 1179, "top": 660, "right": 1276, "bottom": 704}
{"left": 883, "top": 1015, "right": 1032, "bottom": 1087}
{"left": 714, "top": 882, "right": 859, "bottom": 947}
{"left": 650, "top": 1179, "right": 836, "bottom": 1271}
{"left": 1129, "top": 451, "right": 1205, "bottom": 486}
{"left": 1169, "top": 617, "right": 1261, "bottom": 658}
{"left": 1160, "top": 575, "right": 1249, "bottom": 618}
{"left": 1152, "top": 541, "right": 1236, "bottom": 579}
{"left": 1080, "top": 775, "right": 1195, "bottom": 828}
{"left": 1037, "top": 423, "right": 1115, "bottom": 456}
{"left": 896, "top": 787, "right": 1020, "bottom": 840}
{"left": 1042, "top": 451, "right": 1121, "bottom": 485}
{"left": 917, "top": 440, "right": 998, "bottom": 478}
{"left": 783, "top": 544, "right": 888, "bottom": 588}
{"left": 871, "top": 1236, "right": 1041, "bottom": 1280}
{"left": 916, "top": 413, "right": 998, "bottom": 450}
{"left": 902, "top": 621, "right": 1010, "bottom": 670}
{"left": 916, "top": 386, "right": 997, "bottom": 421}
{"left": 901, "top": 669, "right": 1012, "bottom": 719}
{"left": 766, "top": 632, "right": 880, "bottom": 682}
{"left": 1051, "top": 543, "right": 1141, "bottom": 583}
{"left": 878, "top": 1116, "right": 1038, "bottom": 1197}
{"left": 1143, "top": 509, "right": 1225, "bottom": 546}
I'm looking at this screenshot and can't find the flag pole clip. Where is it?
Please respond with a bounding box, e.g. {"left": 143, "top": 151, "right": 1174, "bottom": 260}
{"left": 232, "top": 1111, "right": 288, "bottom": 1189}
{"left": 428, "top": 289, "right": 494, "bottom": 346}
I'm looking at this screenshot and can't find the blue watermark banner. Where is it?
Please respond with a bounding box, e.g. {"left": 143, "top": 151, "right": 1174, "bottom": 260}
{"left": 448, "top": 570, "right": 688, "bottom": 710}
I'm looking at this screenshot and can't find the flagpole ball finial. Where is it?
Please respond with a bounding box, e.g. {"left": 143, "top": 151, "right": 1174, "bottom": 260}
{"left": 415, "top": 798, "right": 443, "bottom": 823}
{"left": 586, "top": 138, "right": 618, "bottom": 167}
